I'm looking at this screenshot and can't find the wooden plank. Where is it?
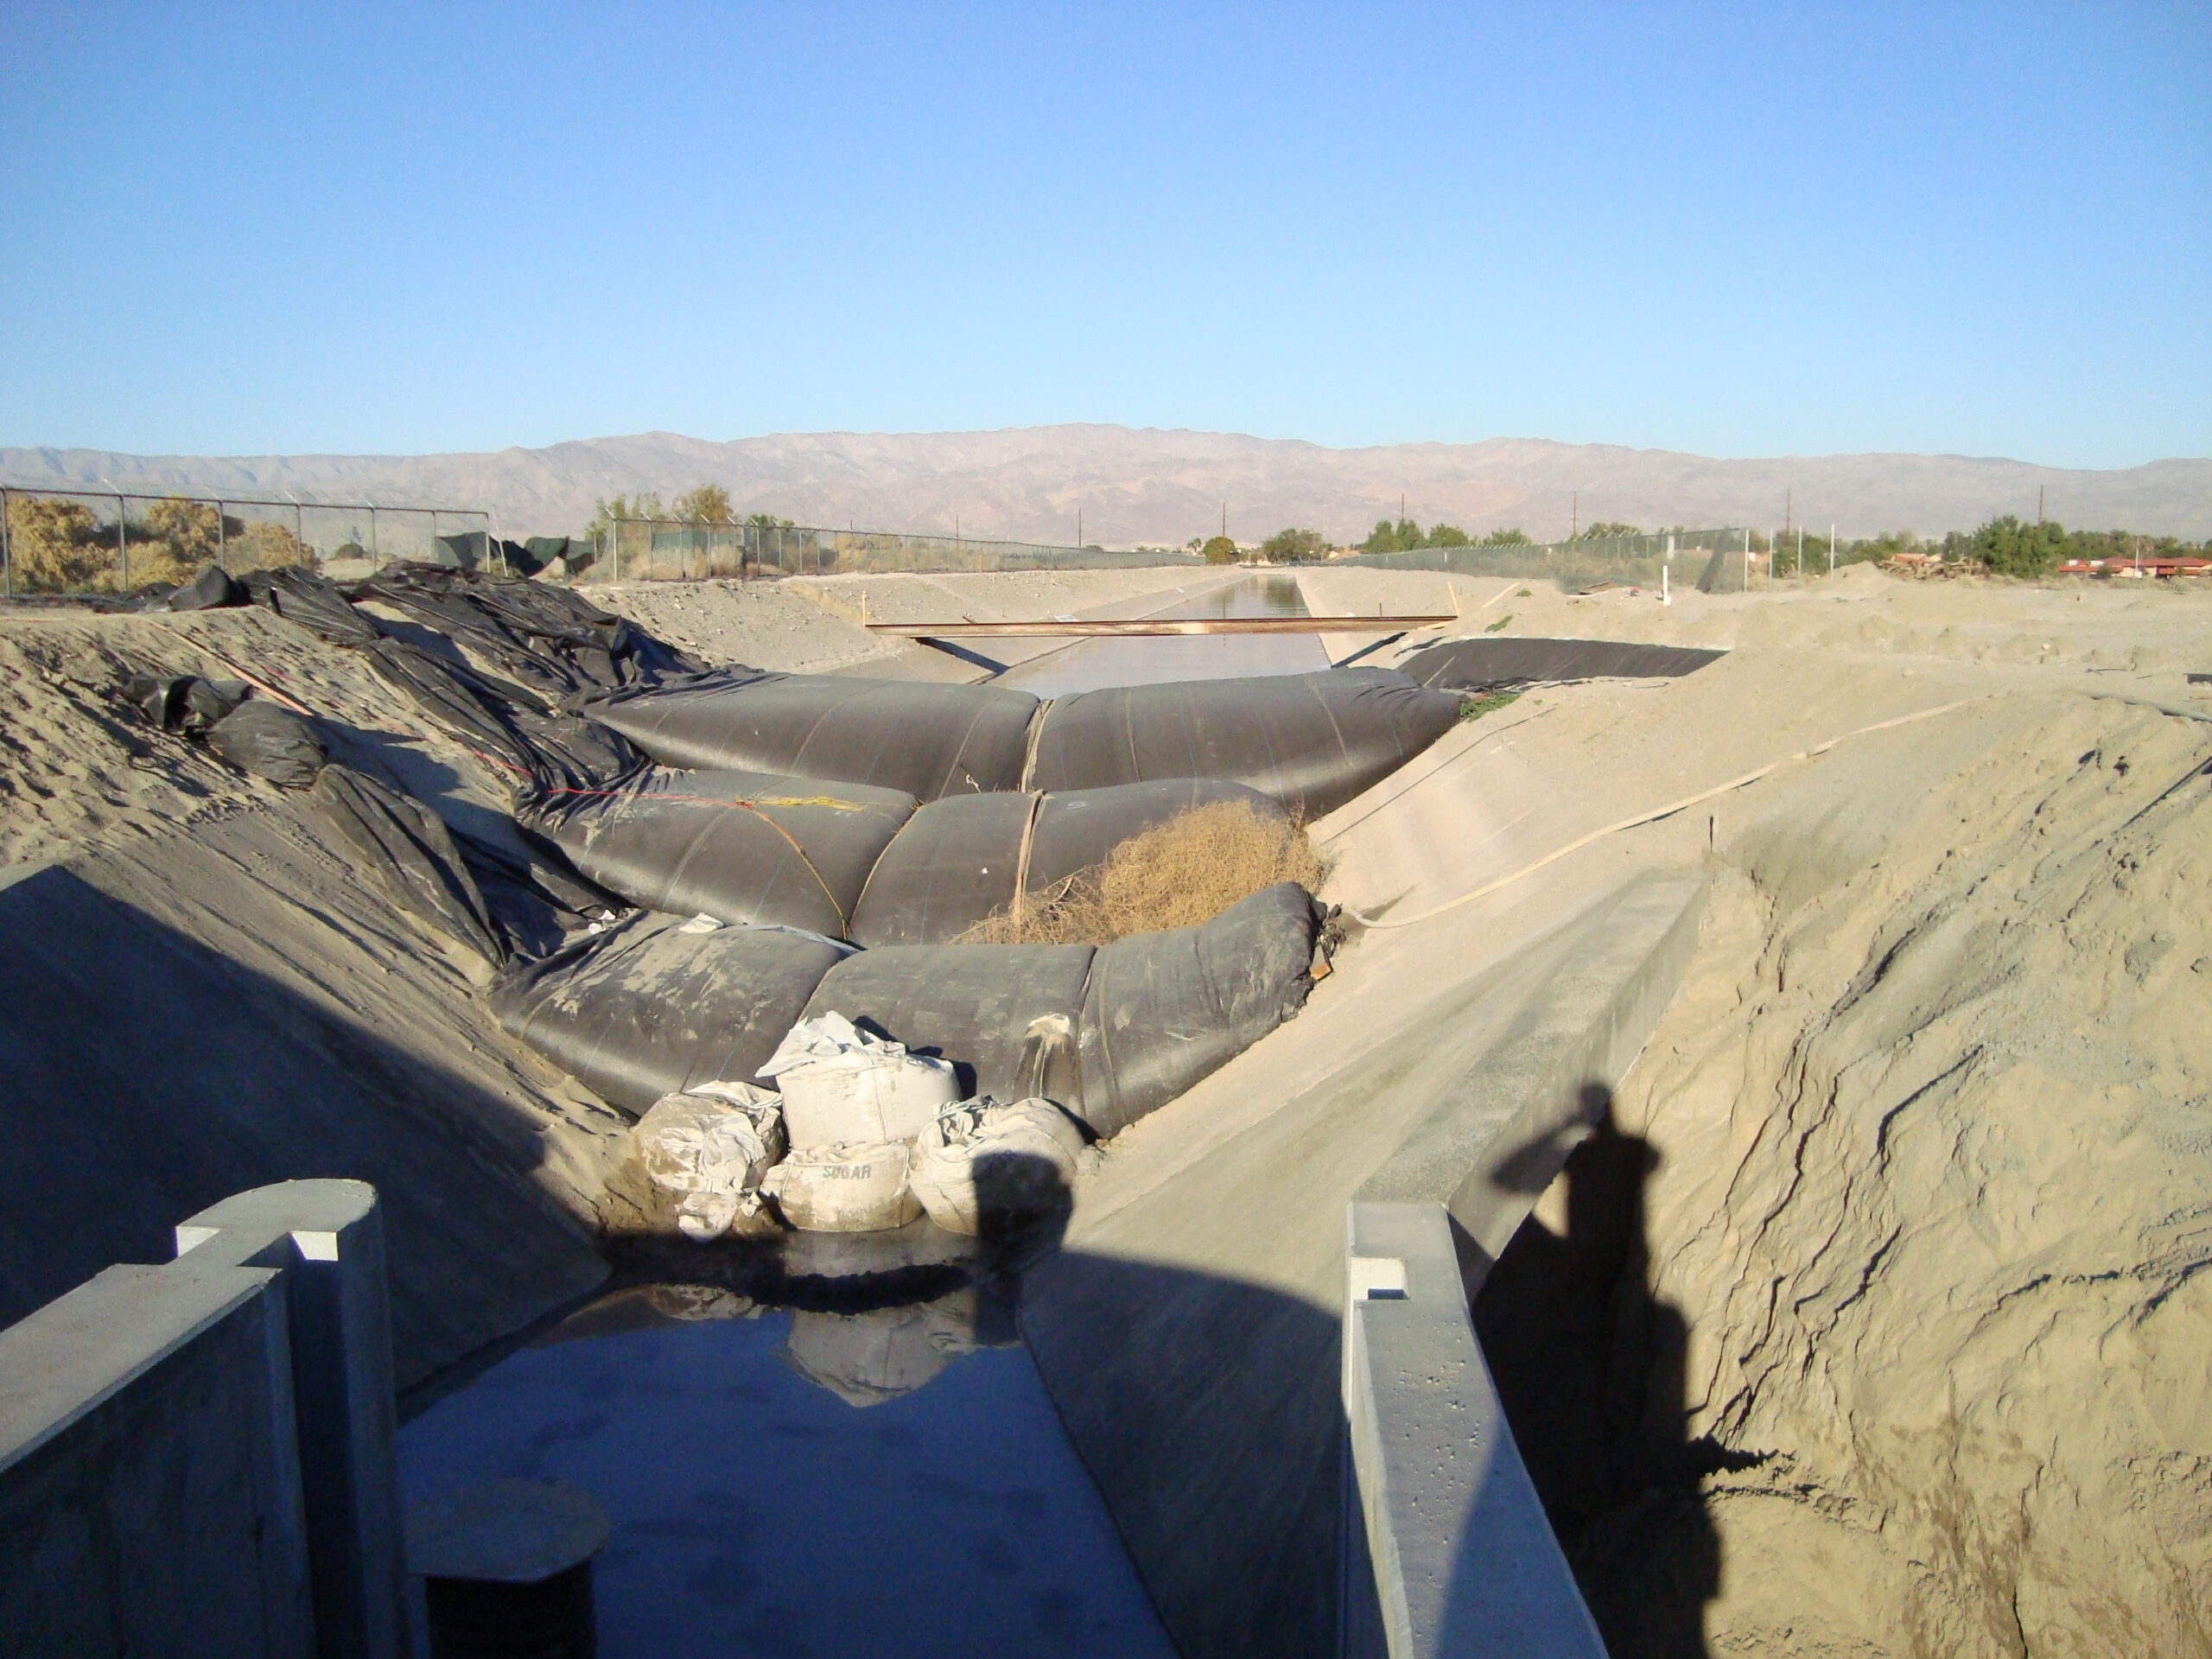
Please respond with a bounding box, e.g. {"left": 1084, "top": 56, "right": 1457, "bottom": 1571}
{"left": 863, "top": 615, "right": 1456, "bottom": 638}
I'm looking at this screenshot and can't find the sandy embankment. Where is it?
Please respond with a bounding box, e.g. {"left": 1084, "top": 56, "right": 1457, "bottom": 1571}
{"left": 1299, "top": 563, "right": 2210, "bottom": 1656}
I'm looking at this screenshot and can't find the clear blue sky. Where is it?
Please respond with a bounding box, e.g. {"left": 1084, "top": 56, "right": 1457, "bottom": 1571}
{"left": 2, "top": 3, "right": 2204, "bottom": 467}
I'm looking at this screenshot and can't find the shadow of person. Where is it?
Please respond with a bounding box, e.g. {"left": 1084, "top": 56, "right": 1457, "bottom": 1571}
{"left": 1471, "top": 1089, "right": 1734, "bottom": 1659}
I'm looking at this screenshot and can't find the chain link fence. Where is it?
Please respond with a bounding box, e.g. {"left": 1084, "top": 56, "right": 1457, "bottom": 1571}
{"left": 1338, "top": 528, "right": 1765, "bottom": 593}
{"left": 0, "top": 486, "right": 495, "bottom": 598}
{"left": 583, "top": 518, "right": 1204, "bottom": 583}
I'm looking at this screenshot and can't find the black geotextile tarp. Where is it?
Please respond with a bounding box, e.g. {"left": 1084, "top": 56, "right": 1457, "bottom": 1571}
{"left": 488, "top": 913, "right": 849, "bottom": 1113}
{"left": 848, "top": 779, "right": 1285, "bottom": 948}
{"left": 587, "top": 671, "right": 1040, "bottom": 801}
{"left": 1396, "top": 635, "right": 1726, "bottom": 691}
{"left": 1026, "top": 668, "right": 1464, "bottom": 822}
{"left": 535, "top": 769, "right": 918, "bottom": 940}
{"left": 1077, "top": 881, "right": 1322, "bottom": 1137}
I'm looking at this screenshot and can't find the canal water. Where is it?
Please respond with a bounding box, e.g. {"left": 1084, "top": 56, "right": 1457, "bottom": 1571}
{"left": 399, "top": 1274, "right": 1173, "bottom": 1656}
{"left": 397, "top": 573, "right": 1327, "bottom": 1656}
{"left": 992, "top": 572, "right": 1323, "bottom": 696}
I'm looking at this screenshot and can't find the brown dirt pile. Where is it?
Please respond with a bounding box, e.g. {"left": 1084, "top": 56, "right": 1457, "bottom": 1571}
{"left": 1580, "top": 691, "right": 2212, "bottom": 1656}
{"left": 959, "top": 800, "right": 1324, "bottom": 944}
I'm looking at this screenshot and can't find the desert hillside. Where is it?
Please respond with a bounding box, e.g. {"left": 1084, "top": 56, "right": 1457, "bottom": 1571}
{"left": 6, "top": 424, "right": 2208, "bottom": 545}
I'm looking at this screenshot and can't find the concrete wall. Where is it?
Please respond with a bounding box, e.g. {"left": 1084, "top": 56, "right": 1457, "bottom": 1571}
{"left": 0, "top": 1260, "right": 315, "bottom": 1657}
{"left": 1342, "top": 1202, "right": 1605, "bottom": 1659}
{"left": 0, "top": 1181, "right": 413, "bottom": 1659}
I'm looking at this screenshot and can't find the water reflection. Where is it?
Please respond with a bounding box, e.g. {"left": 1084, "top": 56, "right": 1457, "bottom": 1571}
{"left": 399, "top": 1256, "right": 1173, "bottom": 1657}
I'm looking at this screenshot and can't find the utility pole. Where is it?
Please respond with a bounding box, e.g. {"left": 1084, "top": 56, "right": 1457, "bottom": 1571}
{"left": 1220, "top": 503, "right": 1227, "bottom": 540}
{"left": 1829, "top": 523, "right": 1836, "bottom": 575}
{"left": 1784, "top": 487, "right": 1792, "bottom": 539}
{"left": 2037, "top": 486, "right": 2045, "bottom": 527}
{"left": 1077, "top": 507, "right": 1083, "bottom": 548}
{"left": 1571, "top": 491, "right": 1578, "bottom": 540}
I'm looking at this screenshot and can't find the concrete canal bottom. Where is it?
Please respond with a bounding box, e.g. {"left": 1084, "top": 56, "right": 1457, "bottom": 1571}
{"left": 398, "top": 575, "right": 1332, "bottom": 1656}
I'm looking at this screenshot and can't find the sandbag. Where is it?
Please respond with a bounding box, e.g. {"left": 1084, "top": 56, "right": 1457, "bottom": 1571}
{"left": 532, "top": 767, "right": 915, "bottom": 939}
{"left": 309, "top": 766, "right": 507, "bottom": 969}
{"left": 798, "top": 942, "right": 1096, "bottom": 1107}
{"left": 1398, "top": 635, "right": 1725, "bottom": 691}
{"left": 908, "top": 1097, "right": 1086, "bottom": 1236}
{"left": 206, "top": 700, "right": 327, "bottom": 788}
{"left": 755, "top": 1012, "right": 962, "bottom": 1147}
{"left": 761, "top": 1141, "right": 921, "bottom": 1233}
{"left": 1026, "top": 668, "right": 1462, "bottom": 821}
{"left": 631, "top": 1083, "right": 788, "bottom": 1242}
{"left": 489, "top": 912, "right": 846, "bottom": 1112}
{"left": 847, "top": 778, "right": 1285, "bottom": 948}
{"left": 585, "top": 670, "right": 1041, "bottom": 801}
{"left": 1077, "top": 881, "right": 1323, "bottom": 1137}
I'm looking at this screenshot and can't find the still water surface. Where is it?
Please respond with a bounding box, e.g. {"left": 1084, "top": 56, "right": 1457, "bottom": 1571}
{"left": 399, "top": 1281, "right": 1174, "bottom": 1656}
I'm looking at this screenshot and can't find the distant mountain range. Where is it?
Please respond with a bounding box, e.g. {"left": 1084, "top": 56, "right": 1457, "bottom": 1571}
{"left": 4, "top": 425, "right": 2205, "bottom": 544}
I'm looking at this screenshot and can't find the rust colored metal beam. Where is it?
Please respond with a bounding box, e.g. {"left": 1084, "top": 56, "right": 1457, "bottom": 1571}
{"left": 863, "top": 614, "right": 1455, "bottom": 638}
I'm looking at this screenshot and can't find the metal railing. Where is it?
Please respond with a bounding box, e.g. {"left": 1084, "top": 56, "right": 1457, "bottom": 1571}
{"left": 0, "top": 484, "right": 495, "bottom": 598}
{"left": 583, "top": 518, "right": 1204, "bottom": 583}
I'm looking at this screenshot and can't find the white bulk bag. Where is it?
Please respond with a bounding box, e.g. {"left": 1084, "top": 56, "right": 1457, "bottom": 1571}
{"left": 909, "top": 1096, "right": 1085, "bottom": 1236}
{"left": 761, "top": 1140, "right": 921, "bottom": 1233}
{"left": 756, "top": 1011, "right": 960, "bottom": 1148}
{"left": 632, "top": 1082, "right": 788, "bottom": 1242}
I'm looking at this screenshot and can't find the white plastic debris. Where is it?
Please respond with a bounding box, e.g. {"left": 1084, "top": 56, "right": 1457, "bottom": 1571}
{"left": 760, "top": 1141, "right": 921, "bottom": 1233}
{"left": 757, "top": 1012, "right": 960, "bottom": 1148}
{"left": 631, "top": 1082, "right": 787, "bottom": 1242}
{"left": 908, "top": 1096, "right": 1085, "bottom": 1236}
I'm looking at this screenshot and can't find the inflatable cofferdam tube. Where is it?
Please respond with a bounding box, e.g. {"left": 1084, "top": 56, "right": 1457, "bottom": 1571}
{"left": 847, "top": 778, "right": 1287, "bottom": 948}
{"left": 1025, "top": 668, "right": 1461, "bottom": 821}
{"left": 488, "top": 913, "right": 847, "bottom": 1112}
{"left": 587, "top": 671, "right": 1040, "bottom": 800}
{"left": 531, "top": 768, "right": 918, "bottom": 941}
{"left": 591, "top": 666, "right": 1464, "bottom": 823}
{"left": 493, "top": 884, "right": 1321, "bottom": 1135}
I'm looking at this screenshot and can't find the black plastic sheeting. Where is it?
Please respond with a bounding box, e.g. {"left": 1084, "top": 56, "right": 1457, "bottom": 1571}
{"left": 536, "top": 769, "right": 917, "bottom": 939}
{"left": 798, "top": 943, "right": 1096, "bottom": 1107}
{"left": 351, "top": 565, "right": 701, "bottom": 705}
{"left": 310, "top": 766, "right": 509, "bottom": 969}
{"left": 588, "top": 671, "right": 1039, "bottom": 801}
{"left": 1026, "top": 668, "right": 1463, "bottom": 822}
{"left": 1397, "top": 636, "right": 1726, "bottom": 692}
{"left": 243, "top": 567, "right": 381, "bottom": 648}
{"left": 1077, "top": 882, "right": 1323, "bottom": 1138}
{"left": 848, "top": 779, "right": 1285, "bottom": 948}
{"left": 489, "top": 913, "right": 848, "bottom": 1113}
